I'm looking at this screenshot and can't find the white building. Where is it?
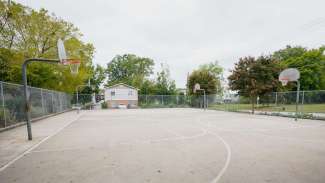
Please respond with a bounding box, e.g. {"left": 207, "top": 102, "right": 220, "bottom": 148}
{"left": 104, "top": 83, "right": 139, "bottom": 108}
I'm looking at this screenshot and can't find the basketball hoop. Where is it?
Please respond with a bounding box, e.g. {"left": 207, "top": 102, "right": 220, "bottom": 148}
{"left": 279, "top": 78, "right": 289, "bottom": 86}
{"left": 193, "top": 83, "right": 200, "bottom": 93}
{"left": 278, "top": 68, "right": 301, "bottom": 121}
{"left": 57, "top": 39, "right": 80, "bottom": 75}
{"left": 279, "top": 68, "right": 300, "bottom": 86}
{"left": 66, "top": 59, "right": 80, "bottom": 75}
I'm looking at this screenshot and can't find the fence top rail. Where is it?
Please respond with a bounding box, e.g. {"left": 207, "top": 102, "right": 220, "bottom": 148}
{"left": 0, "top": 80, "right": 70, "bottom": 95}
{"left": 271, "top": 90, "right": 325, "bottom": 94}
{"left": 204, "top": 90, "right": 325, "bottom": 96}
{"left": 139, "top": 95, "right": 188, "bottom": 97}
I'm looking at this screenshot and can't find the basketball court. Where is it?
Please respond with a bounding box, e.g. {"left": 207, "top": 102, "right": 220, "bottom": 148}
{"left": 0, "top": 108, "right": 325, "bottom": 183}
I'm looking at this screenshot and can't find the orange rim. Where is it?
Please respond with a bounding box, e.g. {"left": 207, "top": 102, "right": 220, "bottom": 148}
{"left": 62, "top": 59, "right": 80, "bottom": 64}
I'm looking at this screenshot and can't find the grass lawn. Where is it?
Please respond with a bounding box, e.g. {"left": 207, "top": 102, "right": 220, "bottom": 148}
{"left": 209, "top": 103, "right": 325, "bottom": 113}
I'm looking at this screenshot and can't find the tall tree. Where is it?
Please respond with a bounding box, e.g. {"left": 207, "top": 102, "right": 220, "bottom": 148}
{"left": 273, "top": 46, "right": 325, "bottom": 90}
{"left": 272, "top": 45, "right": 307, "bottom": 61}
{"left": 0, "top": 48, "right": 14, "bottom": 81}
{"left": 0, "top": 1, "right": 94, "bottom": 93}
{"left": 139, "top": 79, "right": 156, "bottom": 95}
{"left": 228, "top": 56, "right": 281, "bottom": 113}
{"left": 89, "top": 64, "right": 106, "bottom": 94}
{"left": 106, "top": 54, "right": 154, "bottom": 88}
{"left": 187, "top": 69, "right": 218, "bottom": 95}
{"left": 198, "top": 61, "right": 223, "bottom": 93}
{"left": 155, "top": 64, "right": 176, "bottom": 95}
{"left": 199, "top": 61, "right": 223, "bottom": 78}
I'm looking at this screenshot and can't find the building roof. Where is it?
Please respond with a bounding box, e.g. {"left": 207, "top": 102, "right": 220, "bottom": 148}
{"left": 105, "top": 83, "right": 139, "bottom": 90}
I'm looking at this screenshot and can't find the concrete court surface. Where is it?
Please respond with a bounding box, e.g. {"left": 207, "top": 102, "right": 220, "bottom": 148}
{"left": 0, "top": 109, "right": 325, "bottom": 183}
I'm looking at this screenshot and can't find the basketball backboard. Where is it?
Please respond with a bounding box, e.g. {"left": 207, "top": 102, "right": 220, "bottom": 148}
{"left": 193, "top": 83, "right": 200, "bottom": 93}
{"left": 279, "top": 68, "right": 300, "bottom": 86}
{"left": 57, "top": 39, "right": 67, "bottom": 65}
{"left": 57, "top": 39, "right": 80, "bottom": 75}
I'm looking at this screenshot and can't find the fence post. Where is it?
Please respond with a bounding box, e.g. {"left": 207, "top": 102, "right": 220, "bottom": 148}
{"left": 51, "top": 92, "right": 54, "bottom": 113}
{"left": 63, "top": 94, "right": 66, "bottom": 110}
{"left": 301, "top": 91, "right": 305, "bottom": 115}
{"left": 225, "top": 101, "right": 227, "bottom": 111}
{"left": 59, "top": 93, "right": 62, "bottom": 112}
{"left": 295, "top": 81, "right": 300, "bottom": 121}
{"left": 275, "top": 92, "right": 278, "bottom": 106}
{"left": 206, "top": 95, "right": 208, "bottom": 108}
{"left": 1, "top": 82, "right": 6, "bottom": 127}
{"left": 40, "top": 88, "right": 45, "bottom": 115}
{"left": 161, "top": 95, "right": 164, "bottom": 105}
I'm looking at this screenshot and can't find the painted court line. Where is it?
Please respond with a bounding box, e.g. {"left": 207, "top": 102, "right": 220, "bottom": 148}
{"left": 0, "top": 112, "right": 84, "bottom": 173}
{"left": 164, "top": 128, "right": 185, "bottom": 138}
{"left": 29, "top": 147, "right": 86, "bottom": 154}
{"left": 195, "top": 118, "right": 232, "bottom": 183}
{"left": 208, "top": 131, "right": 232, "bottom": 183}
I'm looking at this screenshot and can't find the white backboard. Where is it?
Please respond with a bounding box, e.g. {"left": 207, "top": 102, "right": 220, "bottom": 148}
{"left": 279, "top": 68, "right": 300, "bottom": 82}
{"left": 57, "top": 39, "right": 67, "bottom": 64}
{"left": 193, "top": 83, "right": 200, "bottom": 93}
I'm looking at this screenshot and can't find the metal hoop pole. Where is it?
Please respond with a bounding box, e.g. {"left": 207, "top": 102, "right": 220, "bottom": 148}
{"left": 295, "top": 80, "right": 300, "bottom": 121}
{"left": 0, "top": 82, "right": 6, "bottom": 127}
{"left": 22, "top": 58, "right": 59, "bottom": 140}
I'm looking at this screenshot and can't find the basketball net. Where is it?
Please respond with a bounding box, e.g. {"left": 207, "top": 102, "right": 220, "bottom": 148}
{"left": 279, "top": 78, "right": 289, "bottom": 86}
{"left": 62, "top": 59, "right": 80, "bottom": 75}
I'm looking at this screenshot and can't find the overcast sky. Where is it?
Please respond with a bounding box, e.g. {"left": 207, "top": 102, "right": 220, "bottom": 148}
{"left": 17, "top": 0, "right": 325, "bottom": 87}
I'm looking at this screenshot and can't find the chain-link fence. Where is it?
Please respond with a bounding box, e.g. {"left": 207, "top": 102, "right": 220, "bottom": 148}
{"left": 136, "top": 92, "right": 325, "bottom": 120}
{"left": 0, "top": 81, "right": 72, "bottom": 129}
{"left": 138, "top": 95, "right": 191, "bottom": 108}
{"left": 71, "top": 93, "right": 96, "bottom": 109}
{"left": 3, "top": 80, "right": 323, "bottom": 128}
{"left": 104, "top": 91, "right": 325, "bottom": 120}
{"left": 207, "top": 90, "right": 325, "bottom": 120}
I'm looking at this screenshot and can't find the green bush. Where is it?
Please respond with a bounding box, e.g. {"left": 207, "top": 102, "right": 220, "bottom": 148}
{"left": 0, "top": 107, "right": 9, "bottom": 127}
{"left": 101, "top": 102, "right": 108, "bottom": 109}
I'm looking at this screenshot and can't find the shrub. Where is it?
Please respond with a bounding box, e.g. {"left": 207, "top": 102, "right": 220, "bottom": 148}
{"left": 101, "top": 102, "right": 108, "bottom": 109}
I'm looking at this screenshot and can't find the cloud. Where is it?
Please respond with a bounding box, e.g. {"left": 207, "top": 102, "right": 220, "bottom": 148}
{"left": 17, "top": 0, "right": 325, "bottom": 87}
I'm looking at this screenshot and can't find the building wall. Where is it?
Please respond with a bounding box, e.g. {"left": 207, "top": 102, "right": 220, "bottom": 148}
{"left": 107, "top": 100, "right": 138, "bottom": 108}
{"left": 104, "top": 84, "right": 138, "bottom": 108}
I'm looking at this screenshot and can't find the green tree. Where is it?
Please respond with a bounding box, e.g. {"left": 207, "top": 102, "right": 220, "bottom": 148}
{"left": 0, "top": 48, "right": 13, "bottom": 81}
{"left": 155, "top": 64, "right": 176, "bottom": 95}
{"left": 89, "top": 64, "right": 106, "bottom": 94}
{"left": 187, "top": 69, "right": 218, "bottom": 95}
{"left": 77, "top": 86, "right": 93, "bottom": 104}
{"left": 198, "top": 61, "right": 223, "bottom": 93}
{"left": 106, "top": 54, "right": 154, "bottom": 88}
{"left": 273, "top": 46, "right": 325, "bottom": 90}
{"left": 139, "top": 79, "right": 156, "bottom": 95}
{"left": 228, "top": 56, "right": 281, "bottom": 113}
{"left": 199, "top": 61, "right": 223, "bottom": 78}
{"left": 273, "top": 45, "right": 306, "bottom": 61}
{"left": 0, "top": 1, "right": 94, "bottom": 93}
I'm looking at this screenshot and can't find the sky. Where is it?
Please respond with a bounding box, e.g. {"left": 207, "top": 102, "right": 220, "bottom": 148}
{"left": 17, "top": 0, "right": 325, "bottom": 88}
